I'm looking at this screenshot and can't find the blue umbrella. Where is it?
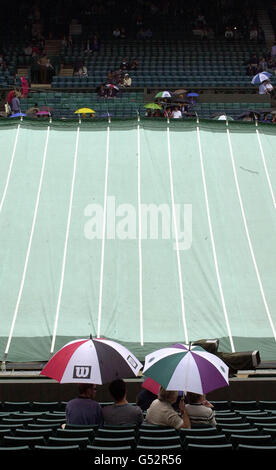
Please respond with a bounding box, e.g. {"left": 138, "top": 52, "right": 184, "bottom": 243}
{"left": 10, "top": 113, "right": 26, "bottom": 118}
{"left": 251, "top": 72, "right": 272, "bottom": 85}
{"left": 187, "top": 92, "right": 199, "bottom": 97}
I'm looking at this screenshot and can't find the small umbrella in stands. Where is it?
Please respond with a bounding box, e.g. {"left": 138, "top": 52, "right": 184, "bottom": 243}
{"left": 105, "top": 83, "right": 120, "bottom": 91}
{"left": 144, "top": 103, "right": 162, "bottom": 109}
{"left": 212, "top": 113, "right": 234, "bottom": 120}
{"left": 143, "top": 343, "right": 229, "bottom": 394}
{"left": 172, "top": 89, "right": 187, "bottom": 96}
{"left": 10, "top": 112, "right": 26, "bottom": 118}
{"left": 37, "top": 111, "right": 50, "bottom": 117}
{"left": 40, "top": 337, "right": 143, "bottom": 384}
{"left": 74, "top": 108, "right": 95, "bottom": 114}
{"left": 251, "top": 72, "right": 272, "bottom": 85}
{"left": 155, "top": 91, "right": 172, "bottom": 99}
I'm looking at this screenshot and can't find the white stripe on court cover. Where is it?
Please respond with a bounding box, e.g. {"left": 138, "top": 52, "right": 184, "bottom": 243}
{"left": 0, "top": 124, "right": 20, "bottom": 214}
{"left": 255, "top": 125, "right": 276, "bottom": 208}
{"left": 167, "top": 123, "right": 188, "bottom": 344}
{"left": 196, "top": 124, "right": 235, "bottom": 352}
{"left": 51, "top": 126, "right": 80, "bottom": 355}
{"left": 226, "top": 124, "right": 276, "bottom": 342}
{"left": 4, "top": 126, "right": 50, "bottom": 360}
{"left": 137, "top": 118, "right": 144, "bottom": 346}
{"left": 96, "top": 123, "right": 110, "bottom": 339}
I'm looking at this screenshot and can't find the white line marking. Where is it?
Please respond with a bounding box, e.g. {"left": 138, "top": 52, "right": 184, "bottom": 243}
{"left": 51, "top": 127, "right": 80, "bottom": 354}
{"left": 137, "top": 121, "right": 144, "bottom": 346}
{"left": 0, "top": 124, "right": 20, "bottom": 213}
{"left": 167, "top": 125, "right": 188, "bottom": 344}
{"left": 97, "top": 124, "right": 110, "bottom": 338}
{"left": 256, "top": 128, "right": 276, "bottom": 208}
{"left": 197, "top": 125, "right": 235, "bottom": 352}
{"left": 226, "top": 126, "right": 276, "bottom": 341}
{"left": 4, "top": 126, "right": 50, "bottom": 357}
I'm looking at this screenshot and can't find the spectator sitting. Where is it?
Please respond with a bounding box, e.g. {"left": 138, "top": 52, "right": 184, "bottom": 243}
{"left": 102, "top": 379, "right": 144, "bottom": 426}
{"left": 225, "top": 26, "right": 234, "bottom": 39}
{"left": 271, "top": 42, "right": 276, "bottom": 65}
{"left": 250, "top": 26, "right": 258, "bottom": 40}
{"left": 185, "top": 392, "right": 216, "bottom": 427}
{"left": 11, "top": 92, "right": 21, "bottom": 114}
{"left": 65, "top": 383, "right": 103, "bottom": 426}
{"left": 172, "top": 106, "right": 182, "bottom": 118}
{"left": 146, "top": 386, "right": 190, "bottom": 429}
{"left": 130, "top": 58, "right": 139, "bottom": 70}
{"left": 78, "top": 63, "right": 88, "bottom": 78}
{"left": 164, "top": 107, "right": 172, "bottom": 118}
{"left": 136, "top": 385, "right": 157, "bottom": 412}
{"left": 259, "top": 79, "right": 274, "bottom": 95}
{"left": 120, "top": 58, "right": 129, "bottom": 70}
{"left": 97, "top": 83, "right": 108, "bottom": 98}
{"left": 46, "top": 59, "right": 55, "bottom": 83}
{"left": 123, "top": 73, "right": 132, "bottom": 87}
{"left": 20, "top": 76, "right": 29, "bottom": 98}
{"left": 258, "top": 57, "right": 268, "bottom": 72}
{"left": 113, "top": 27, "right": 121, "bottom": 39}
{"left": 23, "top": 44, "right": 32, "bottom": 56}
{"left": 120, "top": 27, "right": 126, "bottom": 39}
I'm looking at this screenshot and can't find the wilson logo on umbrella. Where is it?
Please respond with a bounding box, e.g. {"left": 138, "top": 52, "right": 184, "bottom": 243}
{"left": 73, "top": 365, "right": 92, "bottom": 379}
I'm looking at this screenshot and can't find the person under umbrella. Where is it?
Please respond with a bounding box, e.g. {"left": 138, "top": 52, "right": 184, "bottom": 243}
{"left": 145, "top": 386, "right": 191, "bottom": 430}
{"left": 185, "top": 392, "right": 216, "bottom": 427}
{"left": 66, "top": 383, "right": 103, "bottom": 426}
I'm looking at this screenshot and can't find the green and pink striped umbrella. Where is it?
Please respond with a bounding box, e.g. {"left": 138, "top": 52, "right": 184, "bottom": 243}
{"left": 143, "top": 343, "right": 229, "bottom": 394}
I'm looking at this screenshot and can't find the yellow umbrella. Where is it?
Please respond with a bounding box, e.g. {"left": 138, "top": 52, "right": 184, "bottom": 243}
{"left": 74, "top": 108, "right": 95, "bottom": 114}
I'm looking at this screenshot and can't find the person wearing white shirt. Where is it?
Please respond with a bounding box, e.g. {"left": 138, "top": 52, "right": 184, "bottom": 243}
{"left": 172, "top": 107, "right": 182, "bottom": 118}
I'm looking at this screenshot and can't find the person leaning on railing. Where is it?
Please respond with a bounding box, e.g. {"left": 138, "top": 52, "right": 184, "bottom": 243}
{"left": 145, "top": 387, "right": 191, "bottom": 429}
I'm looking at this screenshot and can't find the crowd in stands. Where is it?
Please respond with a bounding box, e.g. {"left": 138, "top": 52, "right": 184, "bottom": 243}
{"left": 65, "top": 379, "right": 216, "bottom": 430}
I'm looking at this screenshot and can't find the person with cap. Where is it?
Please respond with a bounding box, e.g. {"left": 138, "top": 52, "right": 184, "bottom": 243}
{"left": 65, "top": 383, "right": 103, "bottom": 426}
{"left": 123, "top": 73, "right": 132, "bottom": 87}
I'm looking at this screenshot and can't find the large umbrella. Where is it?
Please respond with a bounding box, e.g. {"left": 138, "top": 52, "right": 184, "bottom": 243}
{"left": 40, "top": 337, "right": 143, "bottom": 384}
{"left": 144, "top": 103, "right": 162, "bottom": 109}
{"left": 155, "top": 91, "right": 172, "bottom": 98}
{"left": 143, "top": 343, "right": 229, "bottom": 394}
{"left": 251, "top": 71, "right": 272, "bottom": 85}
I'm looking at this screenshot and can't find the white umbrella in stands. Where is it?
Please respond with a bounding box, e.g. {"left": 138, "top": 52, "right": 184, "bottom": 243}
{"left": 40, "top": 337, "right": 143, "bottom": 384}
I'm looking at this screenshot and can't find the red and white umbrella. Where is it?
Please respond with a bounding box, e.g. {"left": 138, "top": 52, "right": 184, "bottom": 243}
{"left": 105, "top": 83, "right": 119, "bottom": 91}
{"left": 40, "top": 337, "right": 143, "bottom": 384}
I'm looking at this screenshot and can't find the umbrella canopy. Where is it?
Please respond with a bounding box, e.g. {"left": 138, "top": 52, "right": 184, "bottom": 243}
{"left": 10, "top": 113, "right": 26, "bottom": 118}
{"left": 172, "top": 89, "right": 187, "bottom": 95}
{"left": 37, "top": 111, "right": 50, "bottom": 116}
{"left": 105, "top": 83, "right": 119, "bottom": 90}
{"left": 74, "top": 108, "right": 95, "bottom": 114}
{"left": 40, "top": 337, "right": 143, "bottom": 384}
{"left": 187, "top": 92, "right": 199, "bottom": 97}
{"left": 144, "top": 103, "right": 162, "bottom": 109}
{"left": 212, "top": 114, "right": 234, "bottom": 120}
{"left": 155, "top": 91, "right": 172, "bottom": 98}
{"left": 251, "top": 72, "right": 272, "bottom": 85}
{"left": 143, "top": 343, "right": 229, "bottom": 394}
